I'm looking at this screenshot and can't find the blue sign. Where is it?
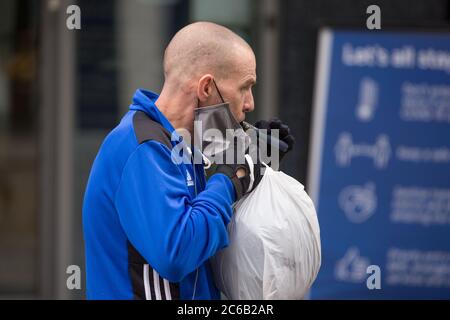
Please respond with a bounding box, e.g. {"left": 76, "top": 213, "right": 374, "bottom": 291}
{"left": 308, "top": 29, "right": 450, "bottom": 299}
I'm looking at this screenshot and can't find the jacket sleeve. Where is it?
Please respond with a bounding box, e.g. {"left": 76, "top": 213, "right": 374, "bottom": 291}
{"left": 114, "top": 140, "right": 236, "bottom": 282}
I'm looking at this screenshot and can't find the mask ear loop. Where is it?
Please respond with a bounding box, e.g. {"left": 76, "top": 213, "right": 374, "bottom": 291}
{"left": 212, "top": 78, "right": 225, "bottom": 103}
{"left": 196, "top": 78, "right": 224, "bottom": 109}
{"left": 202, "top": 153, "right": 212, "bottom": 169}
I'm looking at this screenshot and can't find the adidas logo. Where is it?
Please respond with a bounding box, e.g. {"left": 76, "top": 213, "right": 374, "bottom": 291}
{"left": 186, "top": 170, "right": 194, "bottom": 187}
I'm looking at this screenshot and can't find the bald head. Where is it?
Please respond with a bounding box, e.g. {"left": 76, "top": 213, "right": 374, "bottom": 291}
{"left": 163, "top": 22, "right": 254, "bottom": 84}
{"left": 157, "top": 22, "right": 256, "bottom": 130}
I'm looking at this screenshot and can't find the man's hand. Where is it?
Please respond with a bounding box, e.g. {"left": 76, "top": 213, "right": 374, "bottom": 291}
{"left": 254, "top": 118, "right": 295, "bottom": 162}
{"left": 212, "top": 154, "right": 263, "bottom": 201}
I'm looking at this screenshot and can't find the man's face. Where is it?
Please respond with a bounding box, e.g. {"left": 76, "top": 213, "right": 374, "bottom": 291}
{"left": 216, "top": 50, "right": 256, "bottom": 123}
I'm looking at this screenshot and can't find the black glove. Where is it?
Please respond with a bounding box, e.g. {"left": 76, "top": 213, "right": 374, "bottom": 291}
{"left": 213, "top": 154, "right": 263, "bottom": 201}
{"left": 204, "top": 141, "right": 264, "bottom": 201}
{"left": 254, "top": 118, "right": 295, "bottom": 162}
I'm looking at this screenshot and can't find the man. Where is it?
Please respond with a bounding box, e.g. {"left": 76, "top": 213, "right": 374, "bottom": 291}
{"left": 83, "top": 22, "right": 294, "bottom": 300}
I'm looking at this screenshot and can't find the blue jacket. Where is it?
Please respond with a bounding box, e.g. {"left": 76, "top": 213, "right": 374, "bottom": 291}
{"left": 83, "top": 89, "right": 236, "bottom": 299}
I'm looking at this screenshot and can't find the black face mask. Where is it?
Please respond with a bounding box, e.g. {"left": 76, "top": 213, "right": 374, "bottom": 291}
{"left": 193, "top": 79, "right": 249, "bottom": 161}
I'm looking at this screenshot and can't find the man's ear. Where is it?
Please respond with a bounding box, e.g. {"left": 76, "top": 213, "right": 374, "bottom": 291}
{"left": 197, "top": 74, "right": 214, "bottom": 105}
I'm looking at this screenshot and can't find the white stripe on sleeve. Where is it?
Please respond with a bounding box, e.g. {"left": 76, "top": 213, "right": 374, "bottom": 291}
{"left": 143, "top": 264, "right": 152, "bottom": 300}
{"left": 153, "top": 269, "right": 162, "bottom": 300}
{"left": 163, "top": 279, "right": 172, "bottom": 300}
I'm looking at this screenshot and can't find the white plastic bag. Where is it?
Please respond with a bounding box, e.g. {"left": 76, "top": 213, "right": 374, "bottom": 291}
{"left": 211, "top": 166, "right": 321, "bottom": 300}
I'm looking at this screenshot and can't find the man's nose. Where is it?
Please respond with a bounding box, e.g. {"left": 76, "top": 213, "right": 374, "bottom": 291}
{"left": 243, "top": 92, "right": 255, "bottom": 113}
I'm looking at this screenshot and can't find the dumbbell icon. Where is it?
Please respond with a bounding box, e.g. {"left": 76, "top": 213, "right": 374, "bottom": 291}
{"left": 335, "top": 132, "right": 391, "bottom": 169}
